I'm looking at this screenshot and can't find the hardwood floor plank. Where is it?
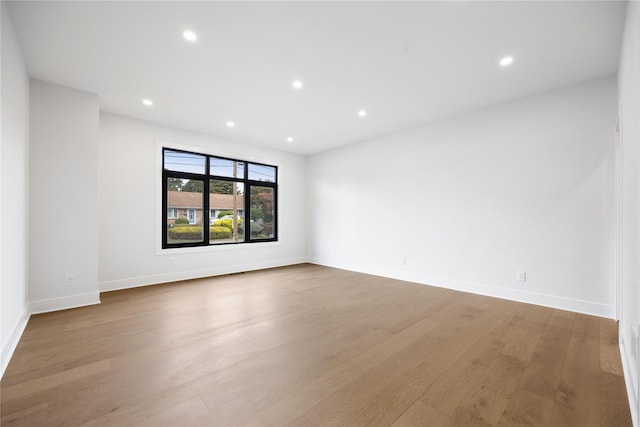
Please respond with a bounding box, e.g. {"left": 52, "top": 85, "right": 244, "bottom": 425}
{"left": 517, "top": 310, "right": 573, "bottom": 399}
{"left": 81, "top": 380, "right": 206, "bottom": 426}
{"left": 447, "top": 406, "right": 492, "bottom": 427}
{"left": 2, "top": 359, "right": 110, "bottom": 402}
{"left": 496, "top": 307, "right": 547, "bottom": 363}
{"left": 1, "top": 360, "right": 111, "bottom": 414}
{"left": 391, "top": 399, "right": 450, "bottom": 426}
{"left": 496, "top": 389, "right": 554, "bottom": 426}
{"left": 454, "top": 353, "right": 525, "bottom": 425}
{"left": 549, "top": 326, "right": 601, "bottom": 427}
{"left": 600, "top": 370, "right": 633, "bottom": 427}
{"left": 0, "top": 401, "right": 49, "bottom": 427}
{"left": 130, "top": 396, "right": 210, "bottom": 427}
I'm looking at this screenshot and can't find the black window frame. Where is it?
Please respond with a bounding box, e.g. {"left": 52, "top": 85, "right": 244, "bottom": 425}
{"left": 162, "top": 147, "right": 278, "bottom": 249}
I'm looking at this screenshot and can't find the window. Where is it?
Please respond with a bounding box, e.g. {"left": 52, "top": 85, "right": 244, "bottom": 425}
{"left": 162, "top": 148, "right": 277, "bottom": 248}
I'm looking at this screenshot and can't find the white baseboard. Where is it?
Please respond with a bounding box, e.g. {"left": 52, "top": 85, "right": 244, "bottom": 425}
{"left": 28, "top": 292, "right": 101, "bottom": 315}
{"left": 1, "top": 311, "right": 30, "bottom": 378}
{"left": 621, "top": 333, "right": 639, "bottom": 427}
{"left": 99, "top": 256, "right": 310, "bottom": 292}
{"left": 309, "top": 258, "right": 615, "bottom": 319}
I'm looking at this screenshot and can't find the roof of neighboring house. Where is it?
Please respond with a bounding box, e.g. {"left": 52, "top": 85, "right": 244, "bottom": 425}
{"left": 168, "top": 191, "right": 244, "bottom": 209}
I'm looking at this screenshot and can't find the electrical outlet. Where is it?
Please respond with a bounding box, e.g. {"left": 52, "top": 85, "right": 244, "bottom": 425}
{"left": 402, "top": 257, "right": 407, "bottom": 267}
{"left": 65, "top": 274, "right": 76, "bottom": 287}
{"left": 169, "top": 256, "right": 177, "bottom": 266}
{"left": 516, "top": 270, "right": 526, "bottom": 282}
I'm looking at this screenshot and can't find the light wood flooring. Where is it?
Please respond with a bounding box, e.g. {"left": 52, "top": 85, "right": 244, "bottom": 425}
{"left": 1, "top": 263, "right": 632, "bottom": 426}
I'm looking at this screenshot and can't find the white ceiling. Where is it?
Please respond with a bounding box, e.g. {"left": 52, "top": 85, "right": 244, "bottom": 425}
{"left": 7, "top": 1, "right": 626, "bottom": 155}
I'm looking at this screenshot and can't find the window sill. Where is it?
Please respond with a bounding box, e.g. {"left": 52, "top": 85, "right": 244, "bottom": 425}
{"left": 157, "top": 240, "right": 281, "bottom": 255}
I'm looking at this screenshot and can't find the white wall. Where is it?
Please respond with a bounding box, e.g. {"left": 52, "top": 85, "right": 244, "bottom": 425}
{"left": 1, "top": 2, "right": 30, "bottom": 376}
{"left": 308, "top": 76, "right": 617, "bottom": 318}
{"left": 98, "top": 113, "right": 307, "bottom": 291}
{"left": 29, "top": 80, "right": 100, "bottom": 312}
{"left": 618, "top": 1, "right": 640, "bottom": 425}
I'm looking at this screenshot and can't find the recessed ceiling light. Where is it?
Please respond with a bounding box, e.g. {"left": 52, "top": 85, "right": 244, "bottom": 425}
{"left": 287, "top": 137, "right": 294, "bottom": 142}
{"left": 500, "top": 56, "right": 514, "bottom": 66}
{"left": 358, "top": 110, "right": 367, "bottom": 117}
{"left": 292, "top": 80, "right": 303, "bottom": 89}
{"left": 226, "top": 121, "right": 235, "bottom": 128}
{"left": 183, "top": 30, "right": 197, "bottom": 42}
{"left": 142, "top": 99, "right": 153, "bottom": 106}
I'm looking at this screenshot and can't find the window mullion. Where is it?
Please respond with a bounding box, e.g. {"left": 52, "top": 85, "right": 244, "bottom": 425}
{"left": 204, "top": 157, "right": 210, "bottom": 245}
{"left": 162, "top": 170, "right": 168, "bottom": 248}
{"left": 245, "top": 184, "right": 251, "bottom": 242}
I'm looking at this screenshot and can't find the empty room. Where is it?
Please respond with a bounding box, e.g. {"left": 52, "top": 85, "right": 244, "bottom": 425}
{"left": 1, "top": 0, "right": 639, "bottom": 426}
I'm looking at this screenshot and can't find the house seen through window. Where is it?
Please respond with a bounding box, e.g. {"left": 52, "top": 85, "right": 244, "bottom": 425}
{"left": 162, "top": 148, "right": 277, "bottom": 248}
